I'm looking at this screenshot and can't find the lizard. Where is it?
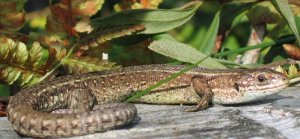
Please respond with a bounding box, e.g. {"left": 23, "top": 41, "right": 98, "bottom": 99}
{"left": 6, "top": 64, "right": 290, "bottom": 137}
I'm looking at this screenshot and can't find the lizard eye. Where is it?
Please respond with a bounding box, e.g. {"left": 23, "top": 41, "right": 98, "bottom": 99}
{"left": 257, "top": 74, "right": 267, "bottom": 82}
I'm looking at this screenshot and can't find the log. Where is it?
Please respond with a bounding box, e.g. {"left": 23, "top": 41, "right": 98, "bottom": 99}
{"left": 1, "top": 87, "right": 299, "bottom": 139}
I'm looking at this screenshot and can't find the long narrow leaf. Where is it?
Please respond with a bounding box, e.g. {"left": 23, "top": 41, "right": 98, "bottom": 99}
{"left": 149, "top": 38, "right": 226, "bottom": 69}
{"left": 198, "top": 11, "right": 220, "bottom": 54}
{"left": 271, "top": 0, "right": 300, "bottom": 44}
{"left": 91, "top": 1, "right": 201, "bottom": 34}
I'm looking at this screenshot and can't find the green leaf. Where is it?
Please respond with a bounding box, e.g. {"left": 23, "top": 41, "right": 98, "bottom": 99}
{"left": 152, "top": 33, "right": 176, "bottom": 40}
{"left": 19, "top": 72, "right": 34, "bottom": 86}
{"left": 29, "top": 42, "right": 43, "bottom": 69}
{"left": 265, "top": 20, "right": 287, "bottom": 41}
{"left": 62, "top": 56, "right": 120, "bottom": 74}
{"left": 271, "top": 0, "right": 300, "bottom": 44}
{"left": 176, "top": 23, "right": 195, "bottom": 42}
{"left": 6, "top": 67, "right": 21, "bottom": 85}
{"left": 15, "top": 41, "right": 28, "bottom": 64}
{"left": 198, "top": 11, "right": 220, "bottom": 54}
{"left": 149, "top": 38, "right": 226, "bottom": 69}
{"left": 0, "top": 42, "right": 9, "bottom": 60}
{"left": 0, "top": 66, "right": 35, "bottom": 86}
{"left": 295, "top": 16, "right": 300, "bottom": 31}
{"left": 91, "top": 1, "right": 201, "bottom": 34}
{"left": 0, "top": 37, "right": 48, "bottom": 86}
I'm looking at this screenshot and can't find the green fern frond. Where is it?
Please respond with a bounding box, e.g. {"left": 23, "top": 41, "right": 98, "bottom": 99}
{"left": 0, "top": 37, "right": 46, "bottom": 86}
{"left": 62, "top": 56, "right": 120, "bottom": 74}
{"left": 29, "top": 42, "right": 43, "bottom": 69}
{"left": 80, "top": 24, "right": 145, "bottom": 48}
{"left": 0, "top": 66, "right": 42, "bottom": 86}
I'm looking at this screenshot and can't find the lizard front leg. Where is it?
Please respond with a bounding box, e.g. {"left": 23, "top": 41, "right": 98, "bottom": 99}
{"left": 186, "top": 76, "right": 213, "bottom": 112}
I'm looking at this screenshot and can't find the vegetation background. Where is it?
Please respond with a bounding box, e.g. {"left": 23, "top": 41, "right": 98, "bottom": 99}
{"left": 0, "top": 0, "right": 299, "bottom": 100}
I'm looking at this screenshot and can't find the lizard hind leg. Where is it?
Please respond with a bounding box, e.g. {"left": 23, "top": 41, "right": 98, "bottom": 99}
{"left": 66, "top": 89, "right": 97, "bottom": 113}
{"left": 186, "top": 76, "right": 213, "bottom": 112}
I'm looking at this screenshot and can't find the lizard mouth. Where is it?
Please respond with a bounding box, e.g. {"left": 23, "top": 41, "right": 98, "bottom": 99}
{"left": 236, "top": 79, "right": 290, "bottom": 104}
{"left": 259, "top": 79, "right": 290, "bottom": 93}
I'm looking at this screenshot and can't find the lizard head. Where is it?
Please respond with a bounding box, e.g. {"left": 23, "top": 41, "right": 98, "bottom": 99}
{"left": 212, "top": 68, "right": 290, "bottom": 104}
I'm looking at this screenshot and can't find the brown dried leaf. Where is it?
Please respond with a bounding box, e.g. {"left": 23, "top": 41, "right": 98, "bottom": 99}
{"left": 114, "top": 0, "right": 162, "bottom": 11}
{"left": 74, "top": 19, "right": 93, "bottom": 33}
{"left": 0, "top": 98, "right": 8, "bottom": 117}
{"left": 48, "top": 0, "right": 104, "bottom": 35}
{"left": 283, "top": 44, "right": 300, "bottom": 59}
{"left": 0, "top": 11, "right": 25, "bottom": 31}
{"left": 33, "top": 33, "right": 69, "bottom": 60}
{"left": 0, "top": 1, "right": 26, "bottom": 31}
{"left": 72, "top": 0, "right": 104, "bottom": 18}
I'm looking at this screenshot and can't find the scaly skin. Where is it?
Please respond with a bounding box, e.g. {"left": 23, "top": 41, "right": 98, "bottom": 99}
{"left": 7, "top": 64, "right": 290, "bottom": 137}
